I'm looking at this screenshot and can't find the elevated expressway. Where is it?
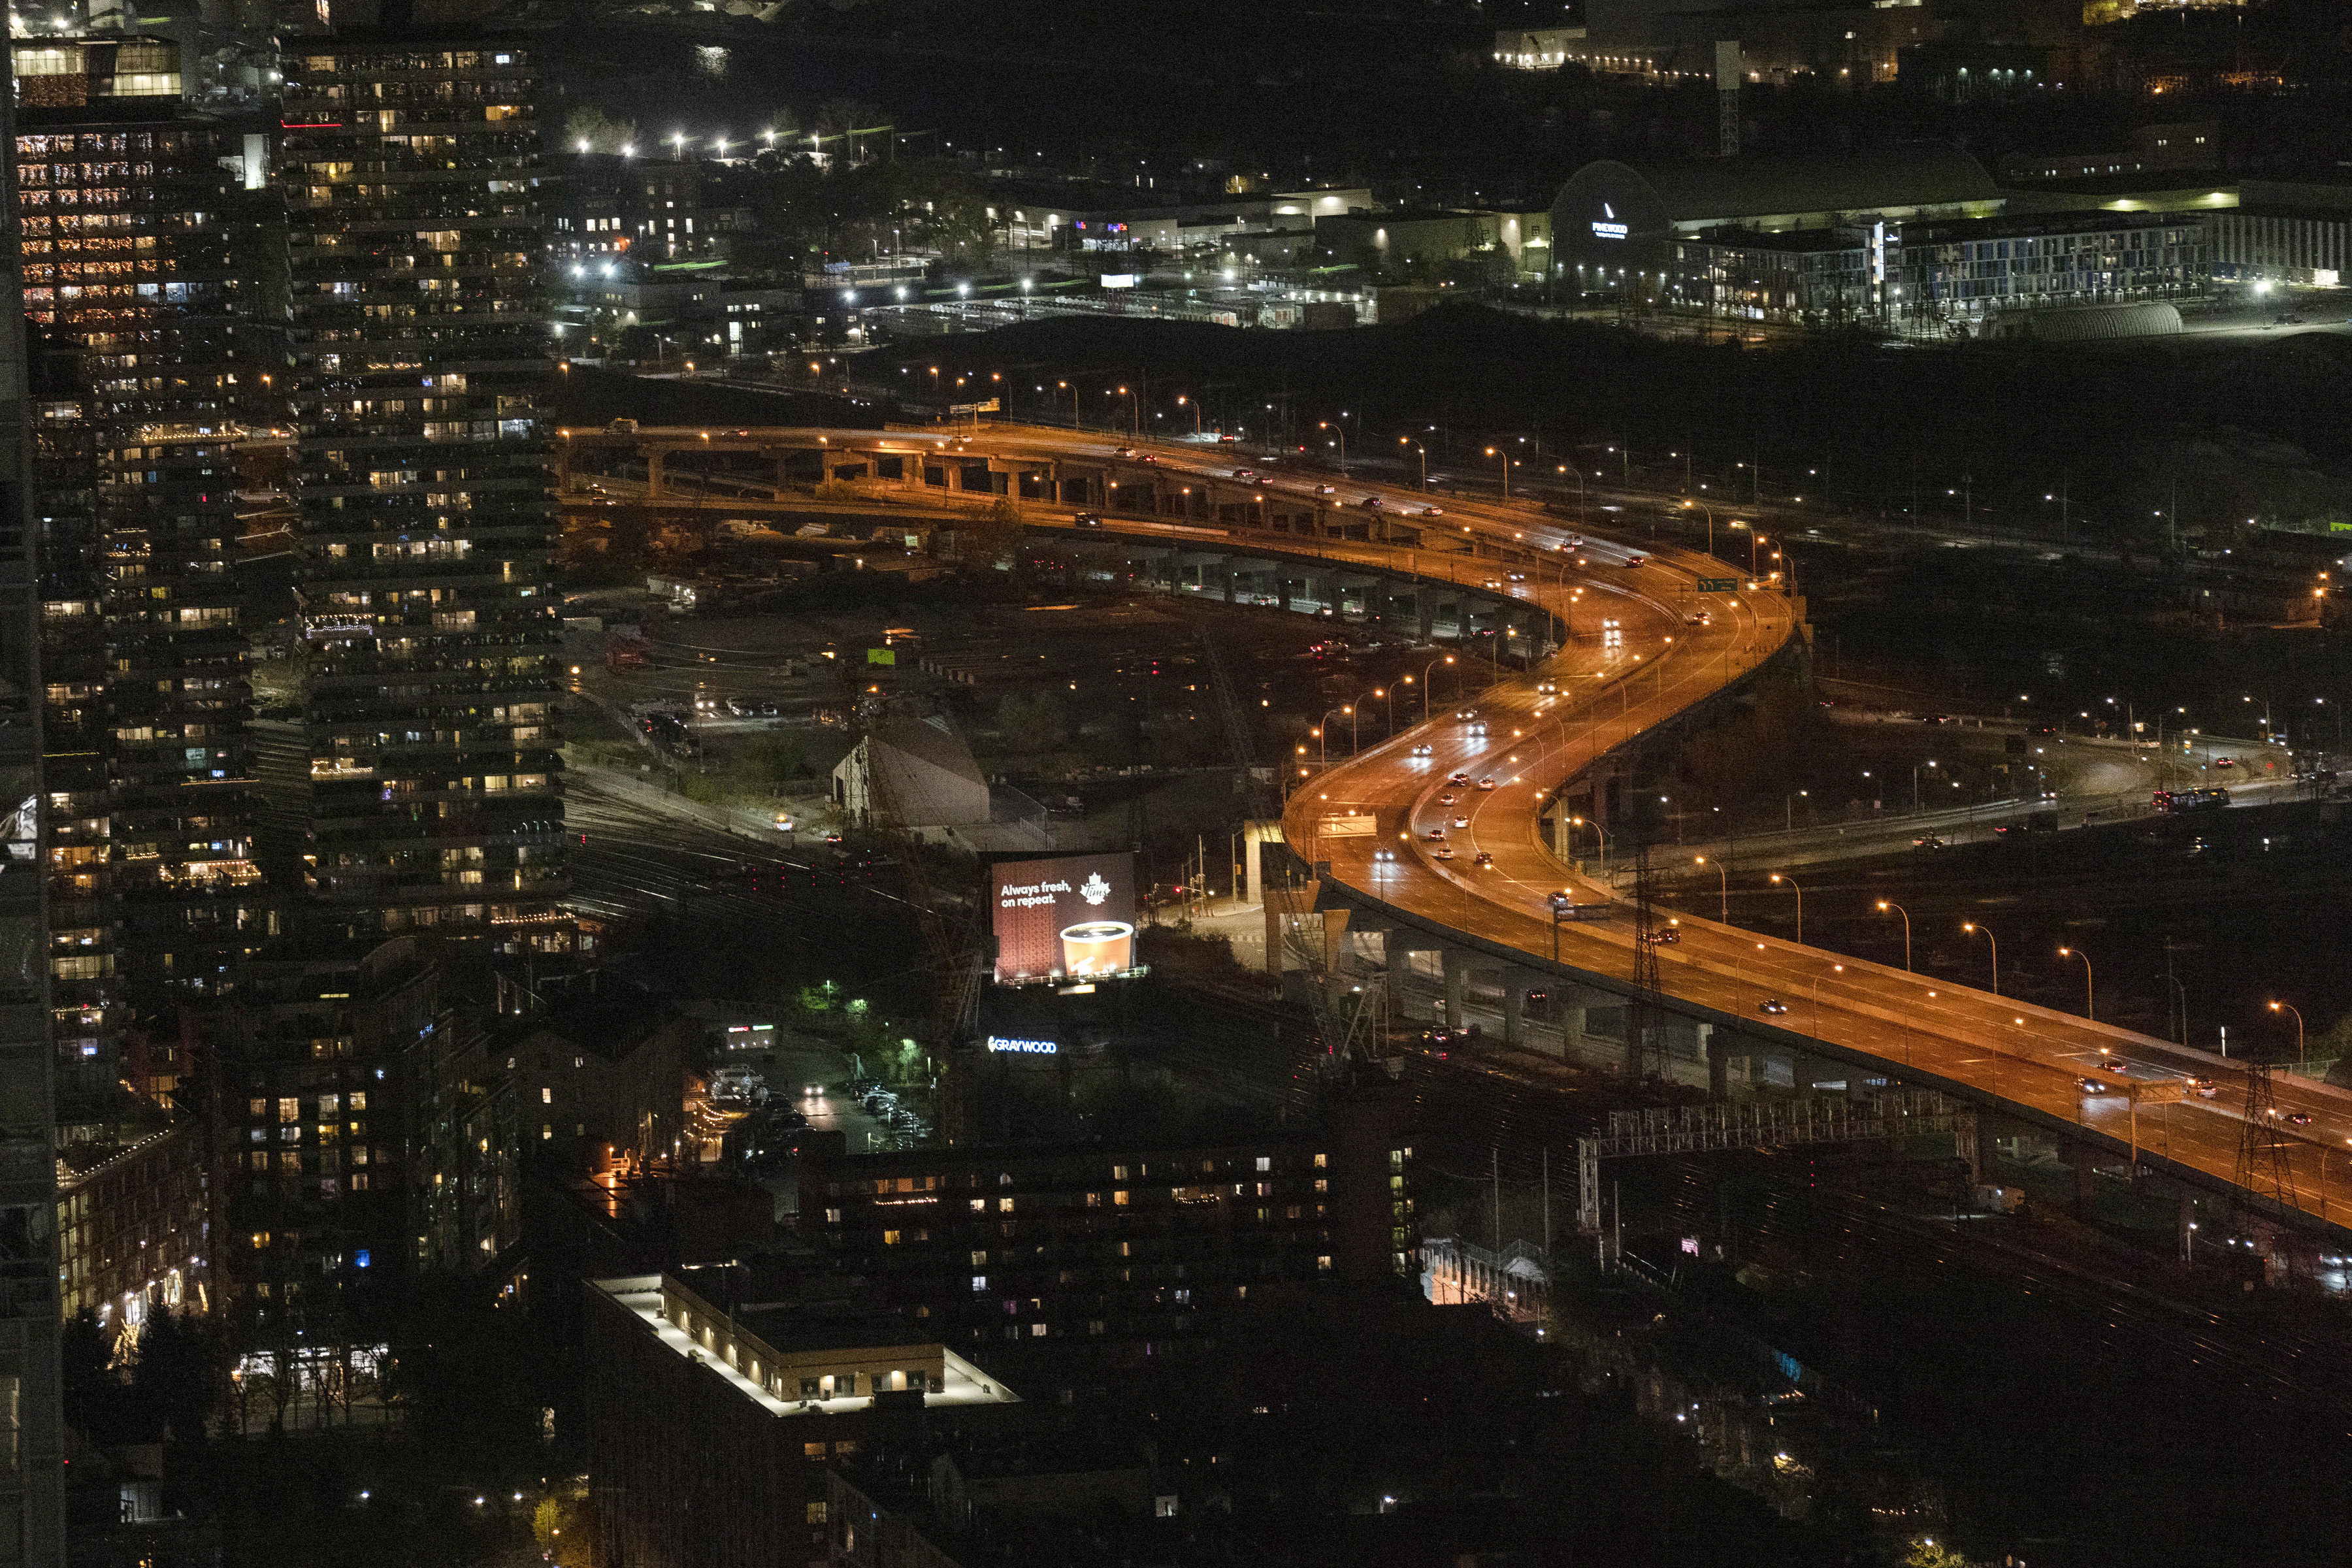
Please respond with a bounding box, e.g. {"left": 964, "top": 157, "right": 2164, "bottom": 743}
{"left": 1248, "top": 512, "right": 2352, "bottom": 1250}
{"left": 568, "top": 417, "right": 2352, "bottom": 1243}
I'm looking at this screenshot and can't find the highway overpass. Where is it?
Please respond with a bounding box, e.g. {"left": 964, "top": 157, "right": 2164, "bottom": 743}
{"left": 604, "top": 417, "right": 2352, "bottom": 1250}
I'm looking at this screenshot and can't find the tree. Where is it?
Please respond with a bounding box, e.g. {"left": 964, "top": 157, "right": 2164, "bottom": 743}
{"left": 125, "top": 1307, "right": 219, "bottom": 1444}
{"left": 743, "top": 732, "right": 810, "bottom": 788}
{"left": 563, "top": 105, "right": 637, "bottom": 154}
{"left": 60, "top": 1309, "right": 114, "bottom": 1441}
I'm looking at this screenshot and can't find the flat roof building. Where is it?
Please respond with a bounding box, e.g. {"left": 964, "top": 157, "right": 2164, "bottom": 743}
{"left": 1552, "top": 150, "right": 2005, "bottom": 280}
{"left": 585, "top": 1273, "right": 1020, "bottom": 1568}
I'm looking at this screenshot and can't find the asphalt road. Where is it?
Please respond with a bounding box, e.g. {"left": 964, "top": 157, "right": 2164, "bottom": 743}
{"left": 1191, "top": 466, "right": 2352, "bottom": 1238}
{"left": 570, "top": 417, "right": 2351, "bottom": 1229}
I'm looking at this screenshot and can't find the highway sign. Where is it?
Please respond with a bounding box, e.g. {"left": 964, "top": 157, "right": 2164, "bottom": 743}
{"left": 1697, "top": 578, "right": 1739, "bottom": 593}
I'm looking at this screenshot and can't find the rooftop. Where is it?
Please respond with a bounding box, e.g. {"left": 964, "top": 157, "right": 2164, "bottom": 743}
{"left": 592, "top": 1275, "right": 1021, "bottom": 1420}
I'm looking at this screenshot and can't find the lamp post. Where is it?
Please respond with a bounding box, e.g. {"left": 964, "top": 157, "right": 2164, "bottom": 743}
{"left": 1399, "top": 437, "right": 1428, "bottom": 490}
{"left": 1319, "top": 421, "right": 1347, "bottom": 477}
{"left": 1769, "top": 872, "right": 1803, "bottom": 944}
{"left": 1483, "top": 446, "right": 1511, "bottom": 500}
{"left": 1569, "top": 815, "right": 1609, "bottom": 878}
{"left": 1421, "top": 655, "right": 1454, "bottom": 719}
{"left": 1912, "top": 759, "right": 1938, "bottom": 814}
{"left": 1175, "top": 395, "right": 1201, "bottom": 436}
{"left": 1682, "top": 498, "right": 1714, "bottom": 560}
{"left": 2271, "top": 1000, "right": 2305, "bottom": 1062}
{"left": 1873, "top": 899, "right": 1913, "bottom": 970}
{"left": 1112, "top": 385, "right": 1139, "bottom": 438}
{"left": 2058, "top": 947, "right": 2094, "bottom": 1020}
{"left": 1785, "top": 789, "right": 1807, "bottom": 831}
{"left": 1695, "top": 855, "right": 1727, "bottom": 923}
{"left": 1962, "top": 922, "right": 1999, "bottom": 995}
{"left": 1056, "top": 379, "right": 1079, "bottom": 430}
{"left": 1375, "top": 685, "right": 1394, "bottom": 733}
{"left": 1556, "top": 463, "right": 1586, "bottom": 525}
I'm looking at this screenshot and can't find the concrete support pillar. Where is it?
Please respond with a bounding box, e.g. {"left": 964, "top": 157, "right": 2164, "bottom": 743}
{"left": 2179, "top": 1190, "right": 2195, "bottom": 1263}
{"left": 1418, "top": 595, "right": 1436, "bottom": 640}
{"left": 1223, "top": 572, "right": 1236, "bottom": 606}
{"left": 1501, "top": 977, "right": 1529, "bottom": 1049}
{"left": 1559, "top": 993, "right": 1588, "bottom": 1056}
{"left": 1701, "top": 1024, "right": 1726, "bottom": 1099}
{"left": 1441, "top": 949, "right": 1474, "bottom": 1031}
{"left": 1277, "top": 578, "right": 1292, "bottom": 612}
{"left": 645, "top": 449, "right": 664, "bottom": 497}
{"left": 2074, "top": 1142, "right": 2097, "bottom": 1214}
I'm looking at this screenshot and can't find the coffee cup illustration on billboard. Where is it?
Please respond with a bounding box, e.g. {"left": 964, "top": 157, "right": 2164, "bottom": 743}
{"left": 1059, "top": 919, "right": 1135, "bottom": 977}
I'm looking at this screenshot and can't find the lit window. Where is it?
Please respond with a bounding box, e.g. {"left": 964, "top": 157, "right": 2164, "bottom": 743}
{"left": 971, "top": 1275, "right": 987, "bottom": 1291}
{"left": 882, "top": 1230, "right": 902, "bottom": 1246}
{"left": 1255, "top": 1156, "right": 1271, "bottom": 1172}
{"left": 1113, "top": 1190, "right": 1129, "bottom": 1207}
{"left": 541, "top": 1086, "right": 552, "bottom": 1104}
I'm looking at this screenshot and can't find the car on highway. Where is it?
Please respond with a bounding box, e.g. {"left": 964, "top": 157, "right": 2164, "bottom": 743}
{"left": 2100, "top": 1058, "right": 2129, "bottom": 1076}
{"left": 1411, "top": 743, "right": 1435, "bottom": 757}
{"left": 1465, "top": 719, "right": 1488, "bottom": 735}
{"left": 1431, "top": 845, "right": 1455, "bottom": 860}
{"left": 2214, "top": 757, "right": 2234, "bottom": 768}
{"left": 1456, "top": 708, "right": 1478, "bottom": 720}
{"left": 760, "top": 700, "right": 780, "bottom": 716}
{"left": 1645, "top": 924, "right": 1681, "bottom": 945}
{"left": 1422, "top": 1026, "right": 1469, "bottom": 1057}
{"left": 1372, "top": 848, "right": 1396, "bottom": 862}
{"left": 1483, "top": 578, "right": 1503, "bottom": 589}
{"left": 1913, "top": 834, "right": 1948, "bottom": 850}
{"left": 1477, "top": 777, "right": 1498, "bottom": 791}
{"left": 1073, "top": 512, "right": 1103, "bottom": 528}
{"left": 1450, "top": 816, "right": 1471, "bottom": 828}
{"left": 725, "top": 698, "right": 751, "bottom": 716}
{"left": 1623, "top": 555, "right": 1647, "bottom": 568}
{"left": 1471, "top": 851, "right": 1494, "bottom": 867}
{"left": 1437, "top": 792, "right": 1458, "bottom": 805}
{"left": 1424, "top": 828, "right": 1448, "bottom": 841}
{"left": 1316, "top": 484, "right": 1337, "bottom": 495}
{"left": 1450, "top": 772, "right": 1472, "bottom": 787}
{"left": 1535, "top": 681, "right": 1558, "bottom": 694}
{"left": 1420, "top": 506, "right": 1443, "bottom": 517}
{"left": 2076, "top": 1076, "right": 2109, "bottom": 1094}
{"left": 1508, "top": 572, "right": 1527, "bottom": 582}
{"left": 1253, "top": 475, "right": 1274, "bottom": 487}
{"left": 1922, "top": 713, "right": 1953, "bottom": 725}
{"left": 2190, "top": 1077, "right": 2219, "bottom": 1098}
{"left": 1687, "top": 612, "right": 1712, "bottom": 627}
{"left": 2289, "top": 1111, "right": 2315, "bottom": 1126}
{"left": 1362, "top": 496, "right": 1388, "bottom": 510}
{"left": 1758, "top": 998, "right": 1789, "bottom": 1015}
{"left": 1548, "top": 891, "right": 1576, "bottom": 911}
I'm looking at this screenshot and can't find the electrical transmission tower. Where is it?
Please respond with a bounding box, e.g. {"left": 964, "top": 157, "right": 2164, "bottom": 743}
{"left": 2234, "top": 1058, "right": 2300, "bottom": 1217}
{"left": 1626, "top": 841, "right": 1665, "bottom": 1080}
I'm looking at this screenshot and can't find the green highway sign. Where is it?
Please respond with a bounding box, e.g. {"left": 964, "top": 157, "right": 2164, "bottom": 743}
{"left": 1697, "top": 578, "right": 1739, "bottom": 593}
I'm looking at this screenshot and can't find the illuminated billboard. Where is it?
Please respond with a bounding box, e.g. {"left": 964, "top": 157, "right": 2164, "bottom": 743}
{"left": 990, "top": 852, "right": 1139, "bottom": 986}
